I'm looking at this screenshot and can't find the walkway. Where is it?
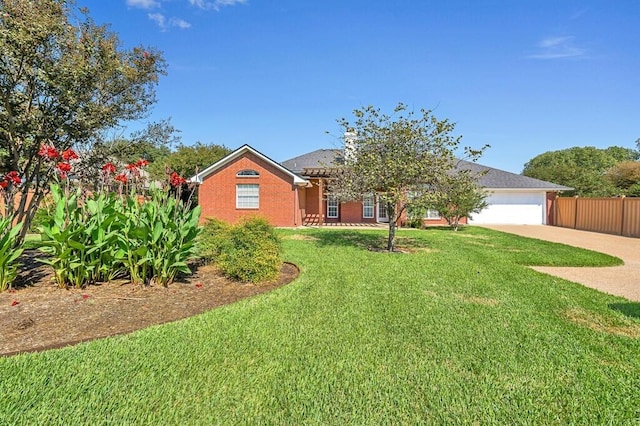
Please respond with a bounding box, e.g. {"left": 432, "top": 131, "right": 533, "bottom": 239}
{"left": 481, "top": 225, "right": 640, "bottom": 302}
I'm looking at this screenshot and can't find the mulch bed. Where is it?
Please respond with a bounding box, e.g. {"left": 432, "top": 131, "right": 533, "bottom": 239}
{"left": 0, "top": 250, "right": 298, "bottom": 357}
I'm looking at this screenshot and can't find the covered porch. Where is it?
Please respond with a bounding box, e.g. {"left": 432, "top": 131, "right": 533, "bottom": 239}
{"left": 300, "top": 175, "right": 390, "bottom": 226}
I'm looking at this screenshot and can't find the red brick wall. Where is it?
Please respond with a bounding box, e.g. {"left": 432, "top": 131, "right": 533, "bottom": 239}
{"left": 339, "top": 201, "right": 376, "bottom": 223}
{"left": 302, "top": 180, "right": 378, "bottom": 224}
{"left": 198, "top": 152, "right": 302, "bottom": 227}
{"left": 0, "top": 190, "right": 35, "bottom": 217}
{"left": 303, "top": 179, "right": 324, "bottom": 225}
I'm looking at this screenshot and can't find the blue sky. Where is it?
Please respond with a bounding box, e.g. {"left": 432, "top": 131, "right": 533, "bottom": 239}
{"left": 79, "top": 0, "right": 639, "bottom": 173}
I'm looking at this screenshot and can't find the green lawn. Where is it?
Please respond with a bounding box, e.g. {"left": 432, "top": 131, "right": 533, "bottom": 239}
{"left": 2, "top": 226, "right": 639, "bottom": 424}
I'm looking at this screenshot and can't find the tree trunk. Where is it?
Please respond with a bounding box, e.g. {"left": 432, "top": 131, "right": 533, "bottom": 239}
{"left": 386, "top": 203, "right": 396, "bottom": 252}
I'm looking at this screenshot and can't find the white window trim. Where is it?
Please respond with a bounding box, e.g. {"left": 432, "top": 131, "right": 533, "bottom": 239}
{"left": 236, "top": 184, "right": 259, "bottom": 209}
{"left": 236, "top": 169, "right": 260, "bottom": 177}
{"left": 327, "top": 197, "right": 339, "bottom": 218}
{"left": 363, "top": 194, "right": 374, "bottom": 219}
{"left": 425, "top": 209, "right": 441, "bottom": 219}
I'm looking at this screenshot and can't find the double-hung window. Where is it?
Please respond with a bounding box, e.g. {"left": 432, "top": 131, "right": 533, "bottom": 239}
{"left": 236, "top": 184, "right": 259, "bottom": 209}
{"left": 362, "top": 194, "right": 374, "bottom": 218}
{"left": 327, "top": 197, "right": 339, "bottom": 218}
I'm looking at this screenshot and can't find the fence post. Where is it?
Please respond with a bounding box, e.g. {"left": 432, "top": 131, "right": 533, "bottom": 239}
{"left": 620, "top": 196, "right": 626, "bottom": 236}
{"left": 573, "top": 196, "right": 579, "bottom": 229}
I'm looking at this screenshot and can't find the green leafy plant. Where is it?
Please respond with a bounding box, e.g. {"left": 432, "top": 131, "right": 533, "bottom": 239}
{"left": 406, "top": 206, "right": 426, "bottom": 229}
{"left": 37, "top": 149, "right": 200, "bottom": 288}
{"left": 118, "top": 187, "right": 201, "bottom": 287}
{"left": 0, "top": 217, "right": 24, "bottom": 291}
{"left": 84, "top": 191, "right": 127, "bottom": 282}
{"left": 28, "top": 197, "right": 55, "bottom": 233}
{"left": 38, "top": 184, "right": 124, "bottom": 288}
{"left": 215, "top": 217, "right": 282, "bottom": 283}
{"left": 195, "top": 217, "right": 231, "bottom": 264}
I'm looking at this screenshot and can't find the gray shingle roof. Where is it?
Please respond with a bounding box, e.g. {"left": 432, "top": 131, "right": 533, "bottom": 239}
{"left": 281, "top": 149, "right": 343, "bottom": 174}
{"left": 454, "top": 159, "right": 572, "bottom": 190}
{"left": 281, "top": 149, "right": 572, "bottom": 191}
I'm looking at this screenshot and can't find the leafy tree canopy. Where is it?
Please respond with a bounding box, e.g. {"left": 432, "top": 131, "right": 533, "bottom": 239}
{"left": 522, "top": 146, "right": 639, "bottom": 197}
{"left": 605, "top": 161, "right": 640, "bottom": 197}
{"left": 74, "top": 119, "right": 176, "bottom": 185}
{"left": 429, "top": 168, "right": 488, "bottom": 231}
{"left": 328, "top": 102, "right": 486, "bottom": 251}
{"left": 148, "top": 142, "right": 232, "bottom": 180}
{"left": 0, "top": 0, "right": 166, "bottom": 237}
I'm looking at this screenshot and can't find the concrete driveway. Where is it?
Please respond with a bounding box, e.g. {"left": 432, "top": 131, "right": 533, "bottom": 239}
{"left": 481, "top": 225, "right": 640, "bottom": 302}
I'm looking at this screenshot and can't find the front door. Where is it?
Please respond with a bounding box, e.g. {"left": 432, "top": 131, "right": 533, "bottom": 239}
{"left": 377, "top": 200, "right": 389, "bottom": 223}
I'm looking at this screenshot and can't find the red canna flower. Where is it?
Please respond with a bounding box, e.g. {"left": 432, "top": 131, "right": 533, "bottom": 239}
{"left": 5, "top": 171, "right": 21, "bottom": 185}
{"left": 114, "top": 173, "right": 128, "bottom": 184}
{"left": 59, "top": 172, "right": 67, "bottom": 180}
{"left": 102, "top": 163, "right": 117, "bottom": 174}
{"left": 0, "top": 181, "right": 7, "bottom": 190}
{"left": 61, "top": 149, "right": 78, "bottom": 161}
{"left": 170, "top": 172, "right": 187, "bottom": 187}
{"left": 125, "top": 163, "right": 138, "bottom": 171}
{"left": 136, "top": 159, "right": 149, "bottom": 167}
{"left": 38, "top": 144, "right": 59, "bottom": 159}
{"left": 57, "top": 162, "right": 72, "bottom": 172}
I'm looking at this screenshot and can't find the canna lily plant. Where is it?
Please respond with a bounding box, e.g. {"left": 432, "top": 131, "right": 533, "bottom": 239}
{"left": 36, "top": 145, "right": 200, "bottom": 288}
{"left": 0, "top": 170, "right": 25, "bottom": 291}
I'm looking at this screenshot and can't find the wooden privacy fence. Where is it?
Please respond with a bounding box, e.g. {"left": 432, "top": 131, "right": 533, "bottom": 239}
{"left": 551, "top": 196, "right": 640, "bottom": 238}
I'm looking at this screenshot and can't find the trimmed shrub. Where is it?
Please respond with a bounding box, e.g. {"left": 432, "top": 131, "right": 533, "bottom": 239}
{"left": 199, "top": 216, "right": 282, "bottom": 283}
{"left": 197, "top": 218, "right": 231, "bottom": 264}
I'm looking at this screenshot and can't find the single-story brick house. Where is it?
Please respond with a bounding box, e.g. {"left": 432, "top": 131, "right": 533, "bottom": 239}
{"left": 190, "top": 144, "right": 571, "bottom": 227}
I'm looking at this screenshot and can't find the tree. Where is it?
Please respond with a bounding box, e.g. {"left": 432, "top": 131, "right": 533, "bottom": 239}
{"left": 429, "top": 168, "right": 488, "bottom": 231}
{"left": 102, "top": 119, "right": 177, "bottom": 166}
{"left": 605, "top": 161, "right": 640, "bottom": 196}
{"left": 328, "top": 103, "right": 485, "bottom": 252}
{"left": 522, "top": 146, "right": 638, "bottom": 197}
{"left": 74, "top": 119, "right": 176, "bottom": 187}
{"left": 0, "top": 0, "right": 166, "bottom": 238}
{"left": 148, "top": 142, "right": 232, "bottom": 179}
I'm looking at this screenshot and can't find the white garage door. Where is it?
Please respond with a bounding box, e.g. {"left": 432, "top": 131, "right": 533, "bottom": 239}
{"left": 469, "top": 191, "right": 546, "bottom": 225}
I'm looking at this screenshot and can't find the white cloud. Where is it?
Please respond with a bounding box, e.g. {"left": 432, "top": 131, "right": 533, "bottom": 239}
{"left": 528, "top": 36, "right": 587, "bottom": 59}
{"left": 148, "top": 13, "right": 191, "bottom": 31}
{"left": 148, "top": 12, "right": 167, "bottom": 29}
{"left": 189, "top": 0, "right": 247, "bottom": 11}
{"left": 170, "top": 17, "right": 192, "bottom": 29}
{"left": 126, "top": 0, "right": 160, "bottom": 9}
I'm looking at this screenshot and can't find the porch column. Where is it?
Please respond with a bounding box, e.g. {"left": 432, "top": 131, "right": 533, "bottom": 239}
{"left": 318, "top": 178, "right": 324, "bottom": 226}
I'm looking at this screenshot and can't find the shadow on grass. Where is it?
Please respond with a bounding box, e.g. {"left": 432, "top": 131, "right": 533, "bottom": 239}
{"left": 312, "top": 229, "right": 433, "bottom": 252}
{"left": 609, "top": 303, "right": 640, "bottom": 320}
{"left": 421, "top": 225, "right": 470, "bottom": 233}
{"left": 313, "top": 230, "right": 384, "bottom": 249}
